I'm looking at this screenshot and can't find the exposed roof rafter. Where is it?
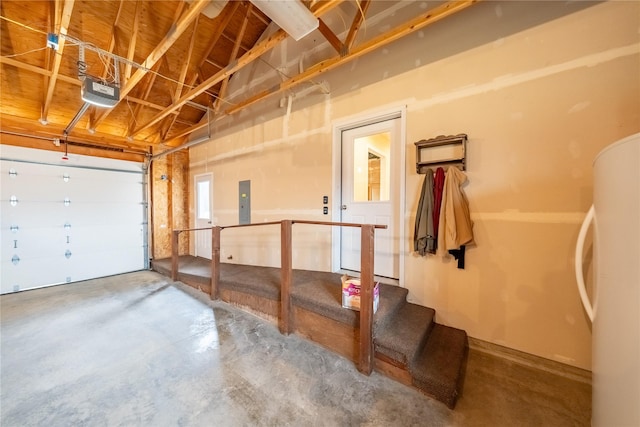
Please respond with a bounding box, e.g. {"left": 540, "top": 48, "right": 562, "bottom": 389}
{"left": 90, "top": 0, "right": 210, "bottom": 128}
{"left": 41, "top": 0, "right": 76, "bottom": 123}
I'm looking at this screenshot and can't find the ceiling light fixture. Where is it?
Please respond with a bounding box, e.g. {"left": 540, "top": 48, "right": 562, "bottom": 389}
{"left": 249, "top": 0, "right": 318, "bottom": 41}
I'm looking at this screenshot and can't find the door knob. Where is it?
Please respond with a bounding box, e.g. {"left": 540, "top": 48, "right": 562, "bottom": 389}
{"left": 341, "top": 205, "right": 347, "bottom": 210}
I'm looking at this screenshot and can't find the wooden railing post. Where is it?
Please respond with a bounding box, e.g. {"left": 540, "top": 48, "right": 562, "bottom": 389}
{"left": 358, "top": 224, "right": 375, "bottom": 375}
{"left": 211, "top": 226, "right": 221, "bottom": 300}
{"left": 280, "top": 220, "right": 293, "bottom": 335}
{"left": 171, "top": 230, "right": 180, "bottom": 281}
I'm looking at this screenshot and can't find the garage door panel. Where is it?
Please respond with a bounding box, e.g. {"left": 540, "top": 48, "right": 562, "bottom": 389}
{"left": 68, "top": 224, "right": 143, "bottom": 250}
{"left": 2, "top": 165, "right": 69, "bottom": 202}
{"left": 1, "top": 257, "right": 69, "bottom": 292}
{"left": 1, "top": 227, "right": 67, "bottom": 259}
{"left": 64, "top": 203, "right": 143, "bottom": 226}
{"left": 1, "top": 147, "right": 147, "bottom": 294}
{"left": 2, "top": 201, "right": 69, "bottom": 228}
{"left": 63, "top": 247, "right": 144, "bottom": 283}
{"left": 61, "top": 176, "right": 142, "bottom": 203}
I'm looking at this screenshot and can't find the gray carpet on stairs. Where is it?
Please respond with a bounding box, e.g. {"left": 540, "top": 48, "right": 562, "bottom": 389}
{"left": 411, "top": 323, "right": 468, "bottom": 408}
{"left": 292, "top": 278, "right": 408, "bottom": 328}
{"left": 374, "top": 303, "right": 435, "bottom": 366}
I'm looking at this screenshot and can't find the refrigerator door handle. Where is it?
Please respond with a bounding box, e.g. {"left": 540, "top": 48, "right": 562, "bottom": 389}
{"left": 575, "top": 205, "right": 595, "bottom": 322}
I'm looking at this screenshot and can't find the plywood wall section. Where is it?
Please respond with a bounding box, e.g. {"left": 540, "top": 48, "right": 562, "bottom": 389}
{"left": 151, "top": 151, "right": 189, "bottom": 259}
{"left": 188, "top": 1, "right": 639, "bottom": 370}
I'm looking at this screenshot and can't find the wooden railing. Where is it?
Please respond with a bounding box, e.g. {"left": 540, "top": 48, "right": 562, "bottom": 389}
{"left": 171, "top": 219, "right": 387, "bottom": 375}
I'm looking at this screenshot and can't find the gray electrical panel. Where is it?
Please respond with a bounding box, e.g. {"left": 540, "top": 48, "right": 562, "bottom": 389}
{"left": 239, "top": 180, "right": 251, "bottom": 224}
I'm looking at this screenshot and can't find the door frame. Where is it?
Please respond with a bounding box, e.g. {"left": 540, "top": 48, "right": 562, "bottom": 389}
{"left": 331, "top": 105, "right": 407, "bottom": 286}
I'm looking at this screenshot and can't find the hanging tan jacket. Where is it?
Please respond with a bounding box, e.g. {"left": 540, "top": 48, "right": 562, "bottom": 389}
{"left": 437, "top": 167, "right": 474, "bottom": 253}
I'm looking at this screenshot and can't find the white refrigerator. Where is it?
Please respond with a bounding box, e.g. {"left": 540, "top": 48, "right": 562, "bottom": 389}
{"left": 575, "top": 132, "right": 640, "bottom": 426}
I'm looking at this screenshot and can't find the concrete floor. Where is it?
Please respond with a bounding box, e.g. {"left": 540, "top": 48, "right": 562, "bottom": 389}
{"left": 0, "top": 271, "right": 591, "bottom": 426}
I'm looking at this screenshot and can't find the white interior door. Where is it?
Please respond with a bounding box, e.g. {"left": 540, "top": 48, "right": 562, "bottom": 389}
{"left": 194, "top": 173, "right": 213, "bottom": 259}
{"left": 341, "top": 117, "right": 401, "bottom": 279}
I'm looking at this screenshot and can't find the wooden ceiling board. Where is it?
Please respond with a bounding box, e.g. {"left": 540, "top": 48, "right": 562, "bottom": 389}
{"left": 0, "top": 3, "right": 49, "bottom": 70}
{"left": 134, "top": 2, "right": 183, "bottom": 57}
{"left": 0, "top": 63, "right": 44, "bottom": 114}
{"left": 175, "top": 104, "right": 203, "bottom": 124}
{"left": 207, "top": 35, "right": 235, "bottom": 69}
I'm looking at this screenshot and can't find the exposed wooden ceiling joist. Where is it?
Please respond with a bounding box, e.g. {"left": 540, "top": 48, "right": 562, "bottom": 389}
{"left": 0, "top": 55, "right": 180, "bottom": 115}
{"left": 132, "top": 0, "right": 345, "bottom": 137}
{"left": 166, "top": 0, "right": 477, "bottom": 146}
{"left": 317, "top": 19, "right": 345, "bottom": 55}
{"left": 226, "top": 0, "right": 478, "bottom": 115}
{"left": 91, "top": 0, "right": 210, "bottom": 128}
{"left": 0, "top": 113, "right": 150, "bottom": 151}
{"left": 344, "top": 0, "right": 370, "bottom": 52}
{"left": 41, "top": 0, "right": 75, "bottom": 123}
{"left": 1, "top": 0, "right": 480, "bottom": 158}
{"left": 123, "top": 0, "right": 141, "bottom": 83}
{"left": 159, "top": 17, "right": 200, "bottom": 140}
{"left": 214, "top": 4, "right": 252, "bottom": 114}
{"left": 132, "top": 29, "right": 288, "bottom": 136}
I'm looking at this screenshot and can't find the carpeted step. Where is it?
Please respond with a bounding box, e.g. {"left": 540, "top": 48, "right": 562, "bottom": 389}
{"left": 372, "top": 285, "right": 408, "bottom": 330}
{"left": 374, "top": 303, "right": 435, "bottom": 367}
{"left": 291, "top": 279, "right": 408, "bottom": 328}
{"left": 291, "top": 277, "right": 352, "bottom": 323}
{"left": 220, "top": 267, "right": 359, "bottom": 301}
{"left": 219, "top": 265, "right": 281, "bottom": 300}
{"left": 409, "top": 323, "right": 468, "bottom": 409}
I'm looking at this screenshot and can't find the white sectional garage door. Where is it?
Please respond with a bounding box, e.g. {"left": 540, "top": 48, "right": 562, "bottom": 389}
{"left": 1, "top": 145, "right": 147, "bottom": 294}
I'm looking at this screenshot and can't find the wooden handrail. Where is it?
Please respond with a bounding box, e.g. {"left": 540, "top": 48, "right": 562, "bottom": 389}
{"left": 292, "top": 219, "right": 387, "bottom": 229}
{"left": 170, "top": 218, "right": 381, "bottom": 375}
{"left": 172, "top": 226, "right": 212, "bottom": 233}
{"left": 171, "top": 219, "right": 387, "bottom": 234}
{"left": 220, "top": 221, "right": 281, "bottom": 230}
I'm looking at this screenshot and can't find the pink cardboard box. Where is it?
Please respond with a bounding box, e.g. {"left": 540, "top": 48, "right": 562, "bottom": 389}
{"left": 341, "top": 276, "right": 379, "bottom": 313}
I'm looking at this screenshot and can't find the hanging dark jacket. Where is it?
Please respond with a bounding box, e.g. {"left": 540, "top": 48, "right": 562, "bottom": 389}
{"left": 432, "top": 167, "right": 446, "bottom": 250}
{"left": 414, "top": 170, "right": 435, "bottom": 255}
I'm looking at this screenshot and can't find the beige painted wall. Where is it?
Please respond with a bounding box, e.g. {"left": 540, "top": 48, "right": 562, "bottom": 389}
{"left": 188, "top": 1, "right": 640, "bottom": 370}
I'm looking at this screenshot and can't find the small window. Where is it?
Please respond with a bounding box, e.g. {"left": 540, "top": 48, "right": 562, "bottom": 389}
{"left": 197, "top": 180, "right": 210, "bottom": 220}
